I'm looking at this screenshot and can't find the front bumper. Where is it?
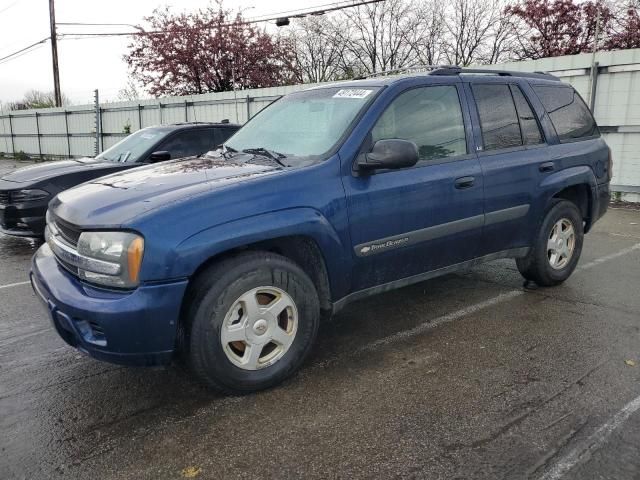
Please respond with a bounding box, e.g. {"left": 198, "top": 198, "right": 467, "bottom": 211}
{"left": 0, "top": 200, "right": 47, "bottom": 237}
{"left": 30, "top": 244, "right": 189, "bottom": 366}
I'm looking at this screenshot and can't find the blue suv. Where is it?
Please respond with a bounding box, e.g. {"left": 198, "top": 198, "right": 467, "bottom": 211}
{"left": 30, "top": 67, "right": 611, "bottom": 393}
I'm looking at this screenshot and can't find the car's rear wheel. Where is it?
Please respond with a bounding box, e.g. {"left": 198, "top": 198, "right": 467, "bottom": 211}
{"left": 184, "top": 251, "right": 319, "bottom": 394}
{"left": 516, "top": 200, "right": 584, "bottom": 286}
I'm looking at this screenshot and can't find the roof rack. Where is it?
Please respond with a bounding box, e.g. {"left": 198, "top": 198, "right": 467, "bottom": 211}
{"left": 430, "top": 66, "right": 560, "bottom": 81}
{"left": 355, "top": 65, "right": 456, "bottom": 79}
{"left": 171, "top": 121, "right": 216, "bottom": 125}
{"left": 355, "top": 65, "right": 560, "bottom": 81}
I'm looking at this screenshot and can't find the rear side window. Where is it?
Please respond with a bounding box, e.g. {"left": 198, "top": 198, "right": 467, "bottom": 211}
{"left": 215, "top": 127, "right": 237, "bottom": 147}
{"left": 533, "top": 85, "right": 599, "bottom": 142}
{"left": 472, "top": 84, "right": 522, "bottom": 150}
{"left": 158, "top": 130, "right": 213, "bottom": 159}
{"left": 371, "top": 85, "right": 467, "bottom": 162}
{"left": 510, "top": 85, "right": 543, "bottom": 145}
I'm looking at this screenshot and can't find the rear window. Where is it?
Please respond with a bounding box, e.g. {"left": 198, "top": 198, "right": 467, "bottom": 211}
{"left": 533, "top": 85, "right": 599, "bottom": 142}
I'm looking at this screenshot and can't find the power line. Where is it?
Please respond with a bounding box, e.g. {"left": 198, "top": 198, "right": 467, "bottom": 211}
{"left": 0, "top": 0, "right": 20, "bottom": 15}
{"left": 56, "top": 0, "right": 384, "bottom": 39}
{"left": 0, "top": 43, "right": 46, "bottom": 65}
{"left": 0, "top": 37, "right": 49, "bottom": 63}
{"left": 57, "top": 22, "right": 138, "bottom": 27}
{"left": 56, "top": 1, "right": 377, "bottom": 28}
{"left": 0, "top": 1, "right": 385, "bottom": 65}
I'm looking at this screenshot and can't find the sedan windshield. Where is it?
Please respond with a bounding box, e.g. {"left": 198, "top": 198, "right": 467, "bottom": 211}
{"left": 96, "top": 128, "right": 167, "bottom": 163}
{"left": 225, "top": 86, "right": 380, "bottom": 160}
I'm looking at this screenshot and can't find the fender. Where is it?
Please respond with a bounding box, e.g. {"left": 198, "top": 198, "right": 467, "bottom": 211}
{"left": 538, "top": 165, "right": 599, "bottom": 231}
{"left": 169, "top": 207, "right": 350, "bottom": 299}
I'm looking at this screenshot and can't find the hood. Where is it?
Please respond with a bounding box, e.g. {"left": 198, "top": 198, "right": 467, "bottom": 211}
{"left": 0, "top": 158, "right": 109, "bottom": 184}
{"left": 51, "top": 154, "right": 282, "bottom": 227}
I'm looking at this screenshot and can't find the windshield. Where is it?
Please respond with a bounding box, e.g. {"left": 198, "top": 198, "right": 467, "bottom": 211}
{"left": 225, "top": 86, "right": 380, "bottom": 159}
{"left": 96, "top": 128, "right": 167, "bottom": 163}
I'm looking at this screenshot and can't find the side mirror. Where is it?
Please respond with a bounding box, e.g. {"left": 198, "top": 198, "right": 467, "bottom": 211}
{"left": 358, "top": 139, "right": 419, "bottom": 171}
{"left": 149, "top": 151, "right": 171, "bottom": 162}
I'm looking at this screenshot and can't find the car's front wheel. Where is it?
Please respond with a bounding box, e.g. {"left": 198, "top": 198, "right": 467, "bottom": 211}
{"left": 184, "top": 252, "right": 320, "bottom": 394}
{"left": 516, "top": 200, "right": 584, "bottom": 286}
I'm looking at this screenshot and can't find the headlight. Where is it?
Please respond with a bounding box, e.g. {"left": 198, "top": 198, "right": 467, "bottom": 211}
{"left": 76, "top": 231, "right": 144, "bottom": 289}
{"left": 13, "top": 188, "right": 49, "bottom": 203}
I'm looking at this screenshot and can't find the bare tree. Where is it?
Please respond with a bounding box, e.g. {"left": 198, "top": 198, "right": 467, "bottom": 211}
{"left": 117, "top": 79, "right": 144, "bottom": 101}
{"left": 442, "top": 0, "right": 510, "bottom": 66}
{"left": 405, "top": 0, "right": 448, "bottom": 66}
{"left": 482, "top": 7, "right": 520, "bottom": 64}
{"left": 338, "top": 0, "right": 424, "bottom": 74}
{"left": 287, "top": 16, "right": 349, "bottom": 83}
{"left": 8, "top": 90, "right": 71, "bottom": 110}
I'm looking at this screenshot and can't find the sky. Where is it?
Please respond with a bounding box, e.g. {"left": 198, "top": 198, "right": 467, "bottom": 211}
{"left": 0, "top": 0, "right": 325, "bottom": 105}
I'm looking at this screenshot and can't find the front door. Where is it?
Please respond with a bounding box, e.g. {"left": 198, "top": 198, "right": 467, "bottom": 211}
{"left": 343, "top": 84, "right": 484, "bottom": 292}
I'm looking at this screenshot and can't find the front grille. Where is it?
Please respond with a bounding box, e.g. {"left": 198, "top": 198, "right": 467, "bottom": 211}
{"left": 53, "top": 216, "right": 81, "bottom": 247}
{"left": 0, "top": 191, "right": 10, "bottom": 205}
{"left": 56, "top": 256, "right": 80, "bottom": 276}
{"left": 48, "top": 214, "right": 82, "bottom": 277}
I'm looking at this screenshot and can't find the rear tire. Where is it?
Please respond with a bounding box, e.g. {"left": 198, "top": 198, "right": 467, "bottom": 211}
{"left": 516, "top": 200, "right": 584, "bottom": 287}
{"left": 183, "top": 251, "right": 319, "bottom": 394}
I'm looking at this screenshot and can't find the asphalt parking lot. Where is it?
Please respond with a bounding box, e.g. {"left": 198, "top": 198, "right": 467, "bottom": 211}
{"left": 1, "top": 161, "right": 640, "bottom": 480}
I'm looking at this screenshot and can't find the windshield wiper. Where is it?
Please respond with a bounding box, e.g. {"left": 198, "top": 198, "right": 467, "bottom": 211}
{"left": 242, "top": 147, "right": 288, "bottom": 167}
{"left": 223, "top": 144, "right": 238, "bottom": 153}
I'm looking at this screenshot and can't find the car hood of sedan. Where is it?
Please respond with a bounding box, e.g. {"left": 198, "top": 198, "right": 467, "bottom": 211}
{"left": 0, "top": 158, "right": 112, "bottom": 184}
{"left": 51, "top": 154, "right": 283, "bottom": 227}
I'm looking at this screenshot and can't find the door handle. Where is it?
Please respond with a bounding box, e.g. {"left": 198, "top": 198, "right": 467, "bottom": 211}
{"left": 455, "top": 176, "right": 475, "bottom": 189}
{"left": 539, "top": 161, "right": 555, "bottom": 172}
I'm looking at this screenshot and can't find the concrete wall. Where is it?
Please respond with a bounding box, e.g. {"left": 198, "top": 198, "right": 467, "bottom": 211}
{"left": 1, "top": 49, "right": 639, "bottom": 201}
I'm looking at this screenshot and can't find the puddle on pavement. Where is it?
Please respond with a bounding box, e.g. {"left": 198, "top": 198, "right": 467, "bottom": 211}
{"left": 0, "top": 233, "right": 43, "bottom": 260}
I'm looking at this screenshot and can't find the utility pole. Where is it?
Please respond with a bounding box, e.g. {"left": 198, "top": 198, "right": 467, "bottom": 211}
{"left": 588, "top": 2, "right": 601, "bottom": 111}
{"left": 49, "top": 0, "right": 62, "bottom": 107}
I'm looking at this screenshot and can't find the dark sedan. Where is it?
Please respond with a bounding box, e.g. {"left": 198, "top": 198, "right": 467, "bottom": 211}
{"left": 0, "top": 121, "right": 239, "bottom": 237}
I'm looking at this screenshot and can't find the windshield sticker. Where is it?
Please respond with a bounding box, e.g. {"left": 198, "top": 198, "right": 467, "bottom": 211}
{"left": 140, "top": 133, "right": 157, "bottom": 139}
{"left": 333, "top": 89, "right": 373, "bottom": 99}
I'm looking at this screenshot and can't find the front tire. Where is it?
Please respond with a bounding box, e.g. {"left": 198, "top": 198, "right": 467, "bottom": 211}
{"left": 184, "top": 252, "right": 320, "bottom": 394}
{"left": 516, "top": 200, "right": 584, "bottom": 287}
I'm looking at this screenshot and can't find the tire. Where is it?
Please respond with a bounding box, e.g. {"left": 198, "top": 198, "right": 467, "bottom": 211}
{"left": 516, "top": 200, "right": 584, "bottom": 287}
{"left": 183, "top": 251, "right": 320, "bottom": 394}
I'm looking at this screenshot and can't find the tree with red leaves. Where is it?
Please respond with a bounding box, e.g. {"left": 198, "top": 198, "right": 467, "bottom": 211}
{"left": 606, "top": 2, "right": 640, "bottom": 49}
{"left": 125, "top": 2, "right": 297, "bottom": 97}
{"left": 505, "top": 0, "right": 614, "bottom": 59}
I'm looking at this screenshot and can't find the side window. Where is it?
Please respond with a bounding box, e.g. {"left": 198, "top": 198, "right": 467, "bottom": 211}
{"left": 533, "top": 86, "right": 598, "bottom": 142}
{"left": 510, "top": 85, "right": 543, "bottom": 145}
{"left": 472, "top": 84, "right": 522, "bottom": 151}
{"left": 371, "top": 86, "right": 467, "bottom": 162}
{"left": 215, "top": 127, "right": 237, "bottom": 147}
{"left": 158, "top": 130, "right": 211, "bottom": 159}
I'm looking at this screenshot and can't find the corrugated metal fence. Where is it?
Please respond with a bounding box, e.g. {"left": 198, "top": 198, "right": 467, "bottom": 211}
{"left": 1, "top": 49, "right": 640, "bottom": 198}
{"left": 0, "top": 83, "right": 318, "bottom": 159}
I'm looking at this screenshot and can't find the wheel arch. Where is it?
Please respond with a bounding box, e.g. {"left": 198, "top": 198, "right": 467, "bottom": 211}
{"left": 540, "top": 166, "right": 598, "bottom": 233}
{"left": 173, "top": 208, "right": 349, "bottom": 313}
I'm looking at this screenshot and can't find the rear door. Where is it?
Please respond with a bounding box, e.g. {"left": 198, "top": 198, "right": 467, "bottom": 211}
{"left": 467, "top": 81, "right": 549, "bottom": 255}
{"left": 344, "top": 83, "right": 484, "bottom": 292}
